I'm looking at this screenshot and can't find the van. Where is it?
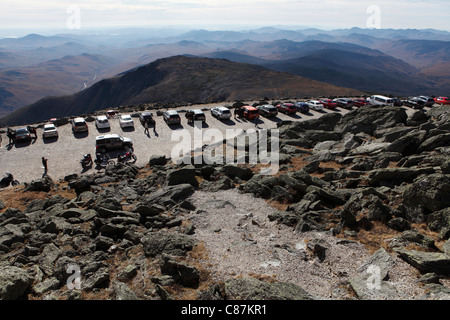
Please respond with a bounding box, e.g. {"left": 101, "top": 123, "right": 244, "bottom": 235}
{"left": 95, "top": 134, "right": 133, "bottom": 153}
{"left": 368, "top": 95, "right": 394, "bottom": 106}
{"left": 163, "top": 110, "right": 181, "bottom": 125}
{"left": 241, "top": 106, "right": 259, "bottom": 120}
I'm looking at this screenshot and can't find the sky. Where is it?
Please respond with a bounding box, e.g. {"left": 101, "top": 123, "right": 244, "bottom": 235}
{"left": 0, "top": 0, "right": 449, "bottom": 35}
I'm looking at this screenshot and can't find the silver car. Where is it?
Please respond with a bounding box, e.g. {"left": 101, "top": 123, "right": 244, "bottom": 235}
{"left": 211, "top": 106, "right": 232, "bottom": 120}
{"left": 42, "top": 123, "right": 58, "bottom": 138}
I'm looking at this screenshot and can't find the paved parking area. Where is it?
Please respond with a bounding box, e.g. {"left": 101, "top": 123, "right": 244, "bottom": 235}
{"left": 0, "top": 101, "right": 421, "bottom": 184}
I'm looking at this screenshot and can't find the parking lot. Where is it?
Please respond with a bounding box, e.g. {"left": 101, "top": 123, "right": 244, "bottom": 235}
{"left": 0, "top": 100, "right": 421, "bottom": 184}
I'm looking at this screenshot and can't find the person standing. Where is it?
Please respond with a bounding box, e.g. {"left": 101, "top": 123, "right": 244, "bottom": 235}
{"left": 144, "top": 121, "right": 149, "bottom": 135}
{"left": 42, "top": 157, "right": 48, "bottom": 174}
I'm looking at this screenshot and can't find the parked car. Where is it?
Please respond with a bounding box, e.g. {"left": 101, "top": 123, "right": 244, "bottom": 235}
{"left": 106, "top": 110, "right": 117, "bottom": 118}
{"left": 392, "top": 98, "right": 403, "bottom": 106}
{"left": 211, "top": 106, "right": 232, "bottom": 120}
{"left": 95, "top": 134, "right": 133, "bottom": 153}
{"left": 417, "top": 96, "right": 435, "bottom": 107}
{"left": 435, "top": 97, "right": 450, "bottom": 105}
{"left": 72, "top": 117, "right": 88, "bottom": 132}
{"left": 241, "top": 105, "right": 260, "bottom": 120}
{"left": 402, "top": 97, "right": 425, "bottom": 109}
{"left": 257, "top": 104, "right": 278, "bottom": 118}
{"left": 95, "top": 115, "right": 110, "bottom": 130}
{"left": 277, "top": 103, "right": 297, "bottom": 114}
{"left": 185, "top": 109, "right": 206, "bottom": 123}
{"left": 163, "top": 110, "right": 181, "bottom": 125}
{"left": 42, "top": 123, "right": 58, "bottom": 139}
{"left": 139, "top": 112, "right": 155, "bottom": 125}
{"left": 353, "top": 98, "right": 369, "bottom": 107}
{"left": 320, "top": 99, "right": 337, "bottom": 109}
{"left": 119, "top": 114, "right": 134, "bottom": 128}
{"left": 306, "top": 100, "right": 324, "bottom": 111}
{"left": 295, "top": 102, "right": 310, "bottom": 114}
{"left": 14, "top": 128, "right": 31, "bottom": 143}
{"left": 333, "top": 98, "right": 354, "bottom": 109}
{"left": 367, "top": 95, "right": 394, "bottom": 106}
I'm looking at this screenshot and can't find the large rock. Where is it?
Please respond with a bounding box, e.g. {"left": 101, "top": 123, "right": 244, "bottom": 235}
{"left": 395, "top": 248, "right": 450, "bottom": 275}
{"left": 224, "top": 277, "right": 313, "bottom": 300}
{"left": 0, "top": 266, "right": 33, "bottom": 300}
{"left": 349, "top": 248, "right": 398, "bottom": 299}
{"left": 141, "top": 231, "right": 196, "bottom": 257}
{"left": 368, "top": 167, "right": 435, "bottom": 187}
{"left": 160, "top": 254, "right": 200, "bottom": 288}
{"left": 427, "top": 208, "right": 450, "bottom": 239}
{"left": 223, "top": 164, "right": 253, "bottom": 180}
{"left": 335, "top": 105, "right": 407, "bottom": 135}
{"left": 403, "top": 173, "right": 450, "bottom": 213}
{"left": 165, "top": 165, "right": 198, "bottom": 187}
{"left": 141, "top": 184, "right": 195, "bottom": 207}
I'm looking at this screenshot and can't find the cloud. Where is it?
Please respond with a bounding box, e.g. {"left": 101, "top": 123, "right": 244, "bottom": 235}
{"left": 0, "top": 0, "right": 449, "bottom": 30}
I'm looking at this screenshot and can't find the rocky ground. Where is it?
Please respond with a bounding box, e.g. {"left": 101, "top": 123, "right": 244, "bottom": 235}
{"left": 0, "top": 104, "right": 450, "bottom": 300}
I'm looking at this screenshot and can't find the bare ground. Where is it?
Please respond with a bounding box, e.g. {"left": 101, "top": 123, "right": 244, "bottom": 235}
{"left": 185, "top": 189, "right": 430, "bottom": 300}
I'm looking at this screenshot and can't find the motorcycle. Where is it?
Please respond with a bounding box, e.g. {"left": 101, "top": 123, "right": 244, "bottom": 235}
{"left": 0, "top": 172, "right": 19, "bottom": 188}
{"left": 117, "top": 150, "right": 137, "bottom": 163}
{"left": 80, "top": 154, "right": 93, "bottom": 168}
{"left": 94, "top": 152, "right": 115, "bottom": 169}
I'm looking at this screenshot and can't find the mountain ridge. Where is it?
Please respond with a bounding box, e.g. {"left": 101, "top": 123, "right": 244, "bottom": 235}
{"left": 0, "top": 55, "right": 362, "bottom": 126}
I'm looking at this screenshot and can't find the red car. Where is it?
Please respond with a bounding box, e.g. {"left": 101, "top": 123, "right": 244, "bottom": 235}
{"left": 320, "top": 99, "right": 337, "bottom": 109}
{"left": 353, "top": 98, "right": 369, "bottom": 107}
{"left": 435, "top": 97, "right": 450, "bottom": 105}
{"left": 277, "top": 103, "right": 297, "bottom": 114}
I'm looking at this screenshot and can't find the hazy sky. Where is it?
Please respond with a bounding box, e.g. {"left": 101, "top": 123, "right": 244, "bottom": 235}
{"left": 1, "top": 0, "right": 449, "bottom": 33}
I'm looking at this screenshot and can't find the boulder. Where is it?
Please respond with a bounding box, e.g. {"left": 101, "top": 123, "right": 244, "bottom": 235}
{"left": 368, "top": 167, "right": 435, "bottom": 187}
{"left": 112, "top": 281, "right": 139, "bottom": 300}
{"left": 165, "top": 165, "right": 198, "bottom": 187}
{"left": 395, "top": 248, "right": 450, "bottom": 275}
{"left": 0, "top": 266, "right": 33, "bottom": 300}
{"left": 427, "top": 208, "right": 450, "bottom": 240}
{"left": 335, "top": 105, "right": 407, "bottom": 136}
{"left": 224, "top": 277, "right": 313, "bottom": 300}
{"left": 149, "top": 155, "right": 167, "bottom": 166}
{"left": 403, "top": 174, "right": 450, "bottom": 213}
{"left": 160, "top": 254, "right": 200, "bottom": 288}
{"left": 141, "top": 231, "right": 196, "bottom": 257}
{"left": 349, "top": 248, "right": 398, "bottom": 299}
{"left": 223, "top": 164, "right": 253, "bottom": 180}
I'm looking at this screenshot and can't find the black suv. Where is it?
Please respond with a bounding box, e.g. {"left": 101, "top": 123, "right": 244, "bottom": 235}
{"left": 257, "top": 104, "right": 278, "bottom": 118}
{"left": 139, "top": 112, "right": 155, "bottom": 125}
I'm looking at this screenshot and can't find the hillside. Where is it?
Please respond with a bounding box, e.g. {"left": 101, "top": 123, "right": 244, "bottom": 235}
{"left": 0, "top": 53, "right": 117, "bottom": 118}
{"left": 0, "top": 55, "right": 362, "bottom": 126}
{"left": 262, "top": 49, "right": 431, "bottom": 96}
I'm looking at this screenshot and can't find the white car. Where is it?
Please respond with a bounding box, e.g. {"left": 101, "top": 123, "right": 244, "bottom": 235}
{"left": 210, "top": 106, "right": 231, "bottom": 120}
{"left": 306, "top": 100, "right": 324, "bottom": 111}
{"left": 42, "top": 123, "right": 58, "bottom": 139}
{"left": 95, "top": 115, "right": 110, "bottom": 130}
{"left": 119, "top": 114, "right": 134, "bottom": 128}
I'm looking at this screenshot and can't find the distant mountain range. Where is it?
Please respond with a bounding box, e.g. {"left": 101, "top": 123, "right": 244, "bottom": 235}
{"left": 0, "top": 27, "right": 449, "bottom": 123}
{"left": 0, "top": 55, "right": 362, "bottom": 126}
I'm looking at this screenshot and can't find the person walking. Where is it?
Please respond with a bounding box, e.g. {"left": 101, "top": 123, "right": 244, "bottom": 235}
{"left": 144, "top": 121, "right": 149, "bottom": 136}
{"left": 42, "top": 157, "right": 48, "bottom": 174}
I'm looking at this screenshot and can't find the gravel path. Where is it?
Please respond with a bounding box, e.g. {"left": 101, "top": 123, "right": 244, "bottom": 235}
{"left": 186, "top": 189, "right": 428, "bottom": 299}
